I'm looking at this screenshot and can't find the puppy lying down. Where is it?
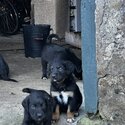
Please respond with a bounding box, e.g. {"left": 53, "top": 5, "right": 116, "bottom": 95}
{"left": 0, "top": 54, "right": 17, "bottom": 82}
{"left": 50, "top": 59, "right": 82, "bottom": 123}
{"left": 22, "top": 88, "right": 52, "bottom": 125}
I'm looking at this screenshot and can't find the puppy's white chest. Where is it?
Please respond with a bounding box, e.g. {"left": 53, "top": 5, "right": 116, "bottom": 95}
{"left": 53, "top": 91, "right": 74, "bottom": 104}
{"left": 57, "top": 91, "right": 68, "bottom": 104}
{"left": 51, "top": 91, "right": 74, "bottom": 104}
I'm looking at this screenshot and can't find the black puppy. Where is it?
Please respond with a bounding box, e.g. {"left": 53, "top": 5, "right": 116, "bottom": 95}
{"left": 50, "top": 59, "right": 82, "bottom": 123}
{"left": 40, "top": 34, "right": 82, "bottom": 80}
{"left": 22, "top": 88, "right": 52, "bottom": 125}
{"left": 0, "top": 54, "right": 17, "bottom": 82}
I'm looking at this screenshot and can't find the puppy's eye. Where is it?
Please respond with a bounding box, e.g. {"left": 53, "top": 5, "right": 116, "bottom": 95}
{"left": 50, "top": 66, "right": 53, "bottom": 71}
{"left": 41, "top": 104, "right": 44, "bottom": 108}
{"left": 40, "top": 103, "right": 45, "bottom": 107}
{"left": 58, "top": 67, "right": 63, "bottom": 71}
{"left": 31, "top": 105, "right": 36, "bottom": 109}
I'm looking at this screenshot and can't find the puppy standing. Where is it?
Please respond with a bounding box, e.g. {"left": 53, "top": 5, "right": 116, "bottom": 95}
{"left": 50, "top": 59, "right": 82, "bottom": 123}
{"left": 40, "top": 34, "right": 82, "bottom": 80}
{"left": 0, "top": 54, "right": 17, "bottom": 82}
{"left": 22, "top": 88, "right": 52, "bottom": 125}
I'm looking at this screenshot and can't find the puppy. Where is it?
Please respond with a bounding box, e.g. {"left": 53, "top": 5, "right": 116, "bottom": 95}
{"left": 22, "top": 88, "right": 52, "bottom": 125}
{"left": 0, "top": 54, "right": 17, "bottom": 82}
{"left": 50, "top": 59, "right": 82, "bottom": 123}
{"left": 40, "top": 34, "right": 82, "bottom": 80}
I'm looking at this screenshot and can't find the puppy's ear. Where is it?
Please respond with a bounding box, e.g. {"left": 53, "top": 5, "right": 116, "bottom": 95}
{"left": 63, "top": 61, "right": 75, "bottom": 74}
{"left": 42, "top": 91, "right": 52, "bottom": 101}
{"left": 43, "top": 92, "right": 53, "bottom": 111}
{"left": 42, "top": 91, "right": 53, "bottom": 104}
{"left": 22, "top": 96, "right": 29, "bottom": 113}
{"left": 75, "top": 60, "right": 82, "bottom": 73}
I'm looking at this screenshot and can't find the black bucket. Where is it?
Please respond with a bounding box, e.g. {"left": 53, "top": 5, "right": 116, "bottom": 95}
{"left": 23, "top": 24, "right": 51, "bottom": 58}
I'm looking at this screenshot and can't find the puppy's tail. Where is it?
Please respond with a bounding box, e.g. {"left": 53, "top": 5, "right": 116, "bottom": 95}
{"left": 1, "top": 78, "right": 18, "bottom": 82}
{"left": 23, "top": 88, "right": 46, "bottom": 93}
{"left": 22, "top": 88, "right": 39, "bottom": 93}
{"left": 23, "top": 88, "right": 33, "bottom": 93}
{"left": 47, "top": 33, "right": 60, "bottom": 43}
{"left": 7, "top": 78, "right": 18, "bottom": 82}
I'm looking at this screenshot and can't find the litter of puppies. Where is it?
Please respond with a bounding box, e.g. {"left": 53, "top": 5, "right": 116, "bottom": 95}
{"left": 0, "top": 33, "right": 83, "bottom": 124}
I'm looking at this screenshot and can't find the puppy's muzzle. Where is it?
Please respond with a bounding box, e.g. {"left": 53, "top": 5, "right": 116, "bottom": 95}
{"left": 36, "top": 113, "right": 44, "bottom": 121}
{"left": 51, "top": 75, "right": 65, "bottom": 83}
{"left": 52, "top": 74, "right": 56, "bottom": 80}
{"left": 37, "top": 113, "right": 42, "bottom": 118}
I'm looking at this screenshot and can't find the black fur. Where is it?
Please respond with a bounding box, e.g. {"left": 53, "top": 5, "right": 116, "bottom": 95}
{"left": 50, "top": 60, "right": 82, "bottom": 122}
{"left": 22, "top": 88, "right": 52, "bottom": 125}
{"left": 0, "top": 54, "right": 17, "bottom": 82}
{"left": 41, "top": 34, "right": 82, "bottom": 80}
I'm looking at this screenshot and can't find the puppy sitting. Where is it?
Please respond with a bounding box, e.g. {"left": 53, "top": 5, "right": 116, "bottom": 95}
{"left": 22, "top": 88, "right": 52, "bottom": 125}
{"left": 0, "top": 54, "right": 17, "bottom": 82}
{"left": 50, "top": 59, "right": 82, "bottom": 123}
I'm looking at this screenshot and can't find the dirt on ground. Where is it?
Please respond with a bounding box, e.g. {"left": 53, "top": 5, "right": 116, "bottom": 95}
{"left": 0, "top": 33, "right": 84, "bottom": 125}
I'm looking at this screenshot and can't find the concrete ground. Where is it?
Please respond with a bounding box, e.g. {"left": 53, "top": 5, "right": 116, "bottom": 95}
{"left": 0, "top": 33, "right": 84, "bottom": 125}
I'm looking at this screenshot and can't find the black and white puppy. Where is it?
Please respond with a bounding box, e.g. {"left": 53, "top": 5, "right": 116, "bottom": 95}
{"left": 40, "top": 34, "right": 82, "bottom": 80}
{"left": 0, "top": 54, "right": 17, "bottom": 82}
{"left": 50, "top": 59, "right": 82, "bottom": 123}
{"left": 22, "top": 88, "right": 52, "bottom": 125}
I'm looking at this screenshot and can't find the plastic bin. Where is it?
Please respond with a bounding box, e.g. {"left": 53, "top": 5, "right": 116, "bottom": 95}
{"left": 23, "top": 24, "right": 51, "bottom": 58}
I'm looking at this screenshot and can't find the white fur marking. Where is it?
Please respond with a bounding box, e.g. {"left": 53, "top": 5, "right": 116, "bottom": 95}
{"left": 57, "top": 95, "right": 63, "bottom": 103}
{"left": 61, "top": 91, "right": 69, "bottom": 104}
{"left": 51, "top": 91, "right": 74, "bottom": 104}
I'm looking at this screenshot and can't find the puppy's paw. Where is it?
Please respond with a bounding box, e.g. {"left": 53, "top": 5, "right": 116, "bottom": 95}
{"left": 74, "top": 112, "right": 79, "bottom": 117}
{"left": 67, "top": 110, "right": 75, "bottom": 123}
{"left": 67, "top": 117, "right": 75, "bottom": 123}
{"left": 52, "top": 113, "right": 60, "bottom": 123}
{"left": 41, "top": 77, "right": 47, "bottom": 80}
{"left": 52, "top": 120, "right": 57, "bottom": 124}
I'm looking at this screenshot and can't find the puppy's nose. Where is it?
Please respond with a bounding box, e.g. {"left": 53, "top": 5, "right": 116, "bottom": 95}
{"left": 52, "top": 74, "right": 56, "bottom": 79}
{"left": 37, "top": 113, "right": 42, "bottom": 118}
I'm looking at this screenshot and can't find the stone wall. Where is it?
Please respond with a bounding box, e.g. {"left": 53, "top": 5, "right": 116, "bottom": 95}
{"left": 96, "top": 0, "right": 125, "bottom": 124}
